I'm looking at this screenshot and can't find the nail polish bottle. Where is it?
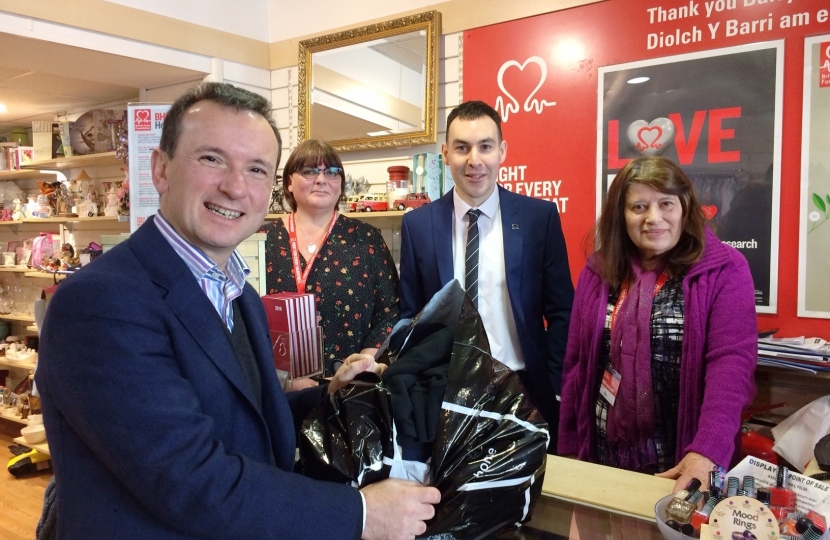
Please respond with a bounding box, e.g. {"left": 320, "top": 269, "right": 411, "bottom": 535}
{"left": 742, "top": 475, "right": 756, "bottom": 498}
{"left": 673, "top": 478, "right": 702, "bottom": 502}
{"left": 690, "top": 495, "right": 720, "bottom": 531}
{"left": 665, "top": 519, "right": 681, "bottom": 531}
{"left": 802, "top": 524, "right": 825, "bottom": 540}
{"left": 665, "top": 489, "right": 702, "bottom": 523}
{"left": 757, "top": 489, "right": 771, "bottom": 507}
{"left": 726, "top": 476, "right": 739, "bottom": 497}
{"left": 779, "top": 513, "right": 810, "bottom": 537}
{"left": 806, "top": 509, "right": 826, "bottom": 532}
{"left": 768, "top": 466, "right": 797, "bottom": 521}
{"left": 709, "top": 470, "right": 721, "bottom": 493}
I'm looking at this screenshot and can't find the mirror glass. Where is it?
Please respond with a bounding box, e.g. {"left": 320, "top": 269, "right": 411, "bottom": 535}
{"left": 299, "top": 11, "right": 440, "bottom": 152}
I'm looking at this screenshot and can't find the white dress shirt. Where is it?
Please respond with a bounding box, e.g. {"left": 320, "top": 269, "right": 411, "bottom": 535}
{"left": 452, "top": 188, "right": 525, "bottom": 371}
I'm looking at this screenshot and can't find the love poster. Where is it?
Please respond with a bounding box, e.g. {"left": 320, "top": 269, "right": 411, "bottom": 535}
{"left": 598, "top": 42, "right": 783, "bottom": 312}
{"left": 798, "top": 35, "right": 830, "bottom": 318}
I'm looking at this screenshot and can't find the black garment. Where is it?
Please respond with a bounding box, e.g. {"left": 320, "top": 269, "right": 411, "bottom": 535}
{"left": 261, "top": 215, "right": 399, "bottom": 375}
{"left": 381, "top": 325, "right": 453, "bottom": 451}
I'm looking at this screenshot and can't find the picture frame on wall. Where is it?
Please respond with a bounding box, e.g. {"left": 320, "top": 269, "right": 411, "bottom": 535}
{"left": 596, "top": 41, "right": 784, "bottom": 314}
{"left": 798, "top": 35, "right": 830, "bottom": 319}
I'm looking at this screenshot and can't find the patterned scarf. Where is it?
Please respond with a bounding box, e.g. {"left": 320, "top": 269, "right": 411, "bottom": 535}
{"left": 606, "top": 258, "right": 658, "bottom": 469}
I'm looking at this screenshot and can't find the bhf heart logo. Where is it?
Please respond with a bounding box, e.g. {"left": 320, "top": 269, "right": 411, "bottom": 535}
{"left": 701, "top": 205, "right": 718, "bottom": 220}
{"left": 133, "top": 108, "right": 152, "bottom": 131}
{"left": 494, "top": 56, "right": 556, "bottom": 122}
{"left": 627, "top": 118, "right": 675, "bottom": 156}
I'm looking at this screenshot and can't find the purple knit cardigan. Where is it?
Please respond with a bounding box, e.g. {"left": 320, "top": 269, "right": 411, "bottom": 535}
{"left": 558, "top": 228, "right": 757, "bottom": 468}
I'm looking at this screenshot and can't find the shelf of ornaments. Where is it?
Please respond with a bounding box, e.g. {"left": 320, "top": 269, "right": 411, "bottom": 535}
{"left": 0, "top": 152, "right": 122, "bottom": 182}
{"left": 0, "top": 215, "right": 127, "bottom": 226}
{"left": 0, "top": 407, "right": 29, "bottom": 425}
{"left": 0, "top": 355, "right": 36, "bottom": 371}
{"left": 19, "top": 151, "right": 122, "bottom": 171}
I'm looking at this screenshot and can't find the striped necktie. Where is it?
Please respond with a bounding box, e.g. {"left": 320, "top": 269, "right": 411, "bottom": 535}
{"left": 465, "top": 209, "right": 482, "bottom": 307}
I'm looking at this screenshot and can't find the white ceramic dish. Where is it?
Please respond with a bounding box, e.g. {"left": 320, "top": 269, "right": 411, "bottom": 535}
{"left": 20, "top": 423, "right": 46, "bottom": 444}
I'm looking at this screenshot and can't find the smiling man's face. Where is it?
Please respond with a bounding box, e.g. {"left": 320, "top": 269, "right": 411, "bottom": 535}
{"left": 442, "top": 115, "right": 507, "bottom": 208}
{"left": 151, "top": 100, "right": 279, "bottom": 268}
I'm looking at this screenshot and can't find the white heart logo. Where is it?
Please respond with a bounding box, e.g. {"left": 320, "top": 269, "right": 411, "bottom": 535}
{"left": 627, "top": 118, "right": 676, "bottom": 157}
{"left": 495, "top": 56, "right": 556, "bottom": 122}
{"left": 136, "top": 110, "right": 150, "bottom": 121}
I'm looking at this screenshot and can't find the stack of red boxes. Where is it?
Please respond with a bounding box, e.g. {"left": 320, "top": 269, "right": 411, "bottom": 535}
{"left": 261, "top": 293, "right": 322, "bottom": 380}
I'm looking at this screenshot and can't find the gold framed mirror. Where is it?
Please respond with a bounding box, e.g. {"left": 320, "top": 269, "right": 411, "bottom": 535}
{"left": 298, "top": 11, "right": 441, "bottom": 152}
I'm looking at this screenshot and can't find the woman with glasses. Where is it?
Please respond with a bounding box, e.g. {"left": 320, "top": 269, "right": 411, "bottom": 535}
{"left": 261, "top": 139, "right": 399, "bottom": 378}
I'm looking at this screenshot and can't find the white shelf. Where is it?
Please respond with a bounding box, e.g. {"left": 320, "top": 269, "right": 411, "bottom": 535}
{"left": 0, "top": 406, "right": 27, "bottom": 425}
{"left": 0, "top": 266, "right": 31, "bottom": 273}
{"left": 0, "top": 169, "right": 46, "bottom": 181}
{"left": 0, "top": 215, "right": 125, "bottom": 226}
{"left": 12, "top": 436, "right": 49, "bottom": 455}
{"left": 20, "top": 151, "right": 122, "bottom": 170}
{"left": 0, "top": 313, "right": 35, "bottom": 323}
{"left": 0, "top": 356, "right": 36, "bottom": 370}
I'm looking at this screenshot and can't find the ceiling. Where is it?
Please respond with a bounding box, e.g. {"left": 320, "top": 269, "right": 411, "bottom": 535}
{"left": 0, "top": 32, "right": 208, "bottom": 131}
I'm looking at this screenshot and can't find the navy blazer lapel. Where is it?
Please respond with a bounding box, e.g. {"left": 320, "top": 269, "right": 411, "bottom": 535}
{"left": 434, "top": 192, "right": 455, "bottom": 285}
{"left": 499, "top": 187, "right": 526, "bottom": 329}
{"left": 130, "top": 218, "right": 261, "bottom": 412}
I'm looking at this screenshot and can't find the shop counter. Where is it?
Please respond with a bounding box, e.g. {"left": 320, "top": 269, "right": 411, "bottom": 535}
{"left": 518, "top": 456, "right": 674, "bottom": 539}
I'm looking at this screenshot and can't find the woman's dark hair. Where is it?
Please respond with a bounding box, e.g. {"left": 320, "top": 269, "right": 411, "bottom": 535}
{"left": 281, "top": 139, "right": 345, "bottom": 212}
{"left": 594, "top": 156, "right": 706, "bottom": 288}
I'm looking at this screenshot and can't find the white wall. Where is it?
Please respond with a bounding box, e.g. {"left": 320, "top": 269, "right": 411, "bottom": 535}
{"left": 268, "top": 0, "right": 438, "bottom": 41}
{"left": 105, "top": 0, "right": 271, "bottom": 42}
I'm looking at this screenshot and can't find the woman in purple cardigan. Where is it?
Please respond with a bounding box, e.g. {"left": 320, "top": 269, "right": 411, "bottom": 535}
{"left": 558, "top": 156, "right": 757, "bottom": 492}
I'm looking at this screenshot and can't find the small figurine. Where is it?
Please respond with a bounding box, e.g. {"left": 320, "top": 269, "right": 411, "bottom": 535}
{"left": 25, "top": 195, "right": 38, "bottom": 218}
{"left": 33, "top": 194, "right": 53, "bottom": 218}
{"left": 11, "top": 198, "right": 23, "bottom": 221}
{"left": 104, "top": 190, "right": 119, "bottom": 217}
{"left": 59, "top": 243, "right": 77, "bottom": 267}
{"left": 78, "top": 190, "right": 99, "bottom": 218}
{"left": 117, "top": 168, "right": 130, "bottom": 215}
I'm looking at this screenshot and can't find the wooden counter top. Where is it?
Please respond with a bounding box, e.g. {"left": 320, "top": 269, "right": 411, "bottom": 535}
{"left": 541, "top": 456, "right": 674, "bottom": 520}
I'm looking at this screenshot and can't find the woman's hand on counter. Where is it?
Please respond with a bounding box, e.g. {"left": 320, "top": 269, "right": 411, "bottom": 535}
{"left": 327, "top": 353, "right": 387, "bottom": 394}
{"left": 655, "top": 451, "right": 715, "bottom": 492}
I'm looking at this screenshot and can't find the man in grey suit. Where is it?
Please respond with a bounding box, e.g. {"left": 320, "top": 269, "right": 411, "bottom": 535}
{"left": 399, "top": 101, "right": 574, "bottom": 452}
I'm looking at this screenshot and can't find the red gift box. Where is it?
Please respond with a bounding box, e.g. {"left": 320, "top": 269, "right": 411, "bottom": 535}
{"left": 261, "top": 293, "right": 322, "bottom": 378}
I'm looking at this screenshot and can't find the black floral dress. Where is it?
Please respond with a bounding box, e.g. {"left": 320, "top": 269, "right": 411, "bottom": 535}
{"left": 260, "top": 215, "right": 399, "bottom": 375}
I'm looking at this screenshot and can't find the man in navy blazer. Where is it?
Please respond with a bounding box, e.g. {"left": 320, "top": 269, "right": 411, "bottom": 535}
{"left": 399, "top": 101, "right": 574, "bottom": 451}
{"left": 36, "top": 83, "right": 438, "bottom": 539}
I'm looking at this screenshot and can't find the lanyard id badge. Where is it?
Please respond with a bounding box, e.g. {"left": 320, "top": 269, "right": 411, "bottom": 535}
{"left": 599, "top": 366, "right": 622, "bottom": 406}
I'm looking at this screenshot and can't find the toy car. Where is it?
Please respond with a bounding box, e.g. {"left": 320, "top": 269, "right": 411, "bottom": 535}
{"left": 356, "top": 194, "right": 388, "bottom": 212}
{"left": 345, "top": 195, "right": 360, "bottom": 212}
{"left": 393, "top": 193, "right": 431, "bottom": 212}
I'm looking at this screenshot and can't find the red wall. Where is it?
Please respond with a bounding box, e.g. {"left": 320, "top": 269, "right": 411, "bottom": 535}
{"left": 463, "top": 0, "right": 830, "bottom": 337}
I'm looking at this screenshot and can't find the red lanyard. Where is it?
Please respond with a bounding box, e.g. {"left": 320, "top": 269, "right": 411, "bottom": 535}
{"left": 287, "top": 211, "right": 338, "bottom": 293}
{"left": 609, "top": 271, "right": 669, "bottom": 332}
